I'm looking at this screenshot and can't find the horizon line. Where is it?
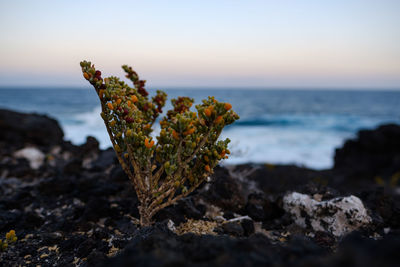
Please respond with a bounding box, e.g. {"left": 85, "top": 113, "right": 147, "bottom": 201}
{"left": 0, "top": 85, "right": 400, "bottom": 92}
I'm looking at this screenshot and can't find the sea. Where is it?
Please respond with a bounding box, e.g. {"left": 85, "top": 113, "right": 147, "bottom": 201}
{"left": 1, "top": 88, "right": 400, "bottom": 170}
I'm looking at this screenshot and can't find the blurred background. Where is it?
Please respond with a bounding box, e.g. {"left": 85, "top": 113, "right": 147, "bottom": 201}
{"left": 1, "top": 0, "right": 399, "bottom": 169}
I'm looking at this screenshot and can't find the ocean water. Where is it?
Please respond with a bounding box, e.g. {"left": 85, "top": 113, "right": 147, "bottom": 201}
{"left": 1, "top": 88, "right": 400, "bottom": 169}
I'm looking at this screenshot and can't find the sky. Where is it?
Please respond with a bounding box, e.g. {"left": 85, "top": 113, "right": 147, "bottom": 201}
{"left": 0, "top": 0, "right": 399, "bottom": 89}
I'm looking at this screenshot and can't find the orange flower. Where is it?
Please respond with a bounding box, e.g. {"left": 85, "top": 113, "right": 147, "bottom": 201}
{"left": 183, "top": 127, "right": 195, "bottom": 136}
{"left": 127, "top": 100, "right": 132, "bottom": 107}
{"left": 83, "top": 72, "right": 90, "bottom": 80}
{"left": 224, "top": 103, "right": 232, "bottom": 111}
{"left": 116, "top": 98, "right": 122, "bottom": 105}
{"left": 131, "top": 95, "right": 138, "bottom": 103}
{"left": 214, "top": 116, "right": 223, "bottom": 124}
{"left": 107, "top": 102, "right": 114, "bottom": 110}
{"left": 204, "top": 108, "right": 211, "bottom": 117}
{"left": 144, "top": 138, "right": 154, "bottom": 148}
{"left": 204, "top": 165, "right": 211, "bottom": 172}
{"left": 172, "top": 130, "right": 180, "bottom": 140}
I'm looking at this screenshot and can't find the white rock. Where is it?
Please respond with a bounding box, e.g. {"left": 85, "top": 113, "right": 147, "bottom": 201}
{"left": 14, "top": 147, "right": 45, "bottom": 170}
{"left": 283, "top": 192, "right": 371, "bottom": 237}
{"left": 167, "top": 219, "right": 176, "bottom": 231}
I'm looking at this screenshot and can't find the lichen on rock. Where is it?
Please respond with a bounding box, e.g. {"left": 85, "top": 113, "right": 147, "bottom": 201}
{"left": 283, "top": 192, "right": 372, "bottom": 237}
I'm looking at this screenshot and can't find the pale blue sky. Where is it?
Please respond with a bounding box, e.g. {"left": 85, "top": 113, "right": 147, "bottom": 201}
{"left": 0, "top": 0, "right": 399, "bottom": 88}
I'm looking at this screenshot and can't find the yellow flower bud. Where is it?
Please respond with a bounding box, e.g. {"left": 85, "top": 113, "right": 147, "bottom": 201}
{"left": 114, "top": 144, "right": 121, "bottom": 152}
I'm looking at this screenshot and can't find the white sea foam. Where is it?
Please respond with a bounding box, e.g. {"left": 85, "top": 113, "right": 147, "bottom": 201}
{"left": 62, "top": 106, "right": 111, "bottom": 149}
{"left": 61, "top": 107, "right": 354, "bottom": 169}
{"left": 220, "top": 126, "right": 351, "bottom": 169}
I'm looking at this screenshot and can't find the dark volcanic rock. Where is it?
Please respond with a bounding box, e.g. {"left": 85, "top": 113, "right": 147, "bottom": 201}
{"left": 154, "top": 198, "right": 206, "bottom": 225}
{"left": 204, "top": 166, "right": 246, "bottom": 212}
{"left": 334, "top": 124, "right": 400, "bottom": 182}
{"left": 241, "top": 219, "right": 255, "bottom": 236}
{"left": 1, "top": 109, "right": 400, "bottom": 267}
{"left": 221, "top": 222, "right": 244, "bottom": 236}
{"left": 91, "top": 148, "right": 117, "bottom": 171}
{"left": 63, "top": 158, "right": 83, "bottom": 175}
{"left": 0, "top": 109, "right": 63, "bottom": 149}
{"left": 80, "top": 136, "right": 100, "bottom": 155}
{"left": 103, "top": 225, "right": 279, "bottom": 267}
{"left": 322, "top": 231, "right": 400, "bottom": 267}
{"left": 234, "top": 163, "right": 333, "bottom": 195}
{"left": 359, "top": 188, "right": 400, "bottom": 229}
{"left": 244, "top": 193, "right": 285, "bottom": 222}
{"left": 245, "top": 193, "right": 266, "bottom": 221}
{"left": 0, "top": 157, "right": 32, "bottom": 178}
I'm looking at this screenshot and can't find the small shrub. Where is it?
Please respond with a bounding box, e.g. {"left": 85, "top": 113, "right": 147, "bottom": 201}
{"left": 80, "top": 61, "right": 239, "bottom": 226}
{"left": 0, "top": 230, "right": 17, "bottom": 252}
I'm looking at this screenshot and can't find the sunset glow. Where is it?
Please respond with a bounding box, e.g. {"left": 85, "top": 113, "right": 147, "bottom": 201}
{"left": 0, "top": 0, "right": 399, "bottom": 88}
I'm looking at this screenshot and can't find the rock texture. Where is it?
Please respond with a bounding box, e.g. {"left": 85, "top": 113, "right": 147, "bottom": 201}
{"left": 283, "top": 192, "right": 371, "bottom": 236}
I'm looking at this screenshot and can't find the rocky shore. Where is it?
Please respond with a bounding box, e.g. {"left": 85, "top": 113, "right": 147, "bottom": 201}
{"left": 1, "top": 108, "right": 400, "bottom": 266}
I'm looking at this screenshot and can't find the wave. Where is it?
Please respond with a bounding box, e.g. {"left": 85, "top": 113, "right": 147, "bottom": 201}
{"left": 57, "top": 107, "right": 400, "bottom": 170}
{"left": 234, "top": 118, "right": 301, "bottom": 127}
{"left": 220, "top": 126, "right": 350, "bottom": 169}
{"left": 230, "top": 114, "right": 400, "bottom": 132}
